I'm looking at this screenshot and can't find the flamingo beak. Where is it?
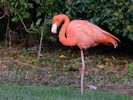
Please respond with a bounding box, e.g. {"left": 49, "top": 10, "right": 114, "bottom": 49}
{"left": 51, "top": 23, "right": 57, "bottom": 34}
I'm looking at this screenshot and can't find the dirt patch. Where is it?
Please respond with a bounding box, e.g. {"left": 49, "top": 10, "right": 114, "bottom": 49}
{"left": 0, "top": 45, "right": 133, "bottom": 96}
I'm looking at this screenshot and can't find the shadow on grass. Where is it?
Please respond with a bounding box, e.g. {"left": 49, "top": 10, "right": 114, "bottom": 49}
{"left": 0, "top": 84, "right": 132, "bottom": 100}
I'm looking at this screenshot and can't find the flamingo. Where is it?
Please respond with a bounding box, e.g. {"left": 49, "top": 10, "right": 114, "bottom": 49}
{"left": 51, "top": 14, "right": 120, "bottom": 94}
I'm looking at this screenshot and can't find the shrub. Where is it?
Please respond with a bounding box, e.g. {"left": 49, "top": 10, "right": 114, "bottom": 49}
{"left": 58, "top": 0, "right": 133, "bottom": 40}
{"left": 0, "top": 0, "right": 133, "bottom": 45}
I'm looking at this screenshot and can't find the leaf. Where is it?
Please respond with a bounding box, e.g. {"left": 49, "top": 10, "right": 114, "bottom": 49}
{"left": 36, "top": 19, "right": 42, "bottom": 26}
{"left": 23, "top": 12, "right": 30, "bottom": 18}
{"left": 97, "top": 64, "right": 105, "bottom": 69}
{"left": 30, "top": 22, "right": 34, "bottom": 28}
{"left": 9, "top": 7, "right": 14, "bottom": 15}
{"left": 59, "top": 55, "right": 67, "bottom": 59}
{"left": 49, "top": 36, "right": 57, "bottom": 42}
{"left": 11, "top": 16, "right": 19, "bottom": 22}
{"left": 89, "top": 18, "right": 94, "bottom": 23}
{"left": 34, "top": 0, "right": 41, "bottom": 4}
{"left": 76, "top": 75, "right": 80, "bottom": 78}
{"left": 128, "top": 33, "right": 133, "bottom": 40}
{"left": 87, "top": 85, "right": 97, "bottom": 90}
{"left": 28, "top": 3, "right": 33, "bottom": 8}
{"left": 111, "top": 0, "right": 117, "bottom": 4}
{"left": 128, "top": 62, "right": 133, "bottom": 73}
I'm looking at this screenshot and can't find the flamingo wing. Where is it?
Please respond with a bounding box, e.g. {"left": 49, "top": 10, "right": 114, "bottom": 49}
{"left": 66, "top": 20, "right": 120, "bottom": 49}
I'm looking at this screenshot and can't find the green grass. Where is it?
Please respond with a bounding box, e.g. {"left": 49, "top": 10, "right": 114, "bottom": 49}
{"left": 128, "top": 62, "right": 133, "bottom": 72}
{"left": 0, "top": 84, "right": 132, "bottom": 100}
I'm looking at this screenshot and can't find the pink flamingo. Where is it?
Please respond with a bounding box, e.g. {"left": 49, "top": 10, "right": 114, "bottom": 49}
{"left": 51, "top": 14, "right": 120, "bottom": 94}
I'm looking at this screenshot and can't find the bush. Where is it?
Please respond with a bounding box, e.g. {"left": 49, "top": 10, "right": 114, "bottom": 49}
{"left": 51, "top": 0, "right": 133, "bottom": 40}
{"left": 0, "top": 0, "right": 133, "bottom": 45}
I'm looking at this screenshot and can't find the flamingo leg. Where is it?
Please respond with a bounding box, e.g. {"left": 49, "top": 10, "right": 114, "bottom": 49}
{"left": 80, "top": 49, "right": 85, "bottom": 95}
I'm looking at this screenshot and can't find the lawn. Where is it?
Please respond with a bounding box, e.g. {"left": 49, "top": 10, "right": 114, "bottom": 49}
{"left": 0, "top": 84, "right": 133, "bottom": 100}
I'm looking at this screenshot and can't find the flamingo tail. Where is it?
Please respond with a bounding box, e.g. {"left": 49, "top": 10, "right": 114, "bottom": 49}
{"left": 101, "top": 30, "right": 120, "bottom": 48}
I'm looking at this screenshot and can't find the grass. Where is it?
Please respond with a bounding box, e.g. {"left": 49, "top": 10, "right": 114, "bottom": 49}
{"left": 128, "top": 62, "right": 133, "bottom": 72}
{"left": 0, "top": 84, "right": 132, "bottom": 100}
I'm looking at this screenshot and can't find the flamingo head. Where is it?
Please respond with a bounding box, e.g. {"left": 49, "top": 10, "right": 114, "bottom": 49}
{"left": 51, "top": 15, "right": 63, "bottom": 34}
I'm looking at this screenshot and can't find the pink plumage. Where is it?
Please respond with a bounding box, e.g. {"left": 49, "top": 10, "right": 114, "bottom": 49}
{"left": 51, "top": 14, "right": 120, "bottom": 94}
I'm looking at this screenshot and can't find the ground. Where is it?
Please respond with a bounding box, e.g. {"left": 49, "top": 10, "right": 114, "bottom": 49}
{"left": 0, "top": 43, "right": 133, "bottom": 96}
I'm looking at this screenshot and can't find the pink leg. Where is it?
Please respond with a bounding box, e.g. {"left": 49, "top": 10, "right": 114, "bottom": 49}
{"left": 80, "top": 49, "right": 85, "bottom": 95}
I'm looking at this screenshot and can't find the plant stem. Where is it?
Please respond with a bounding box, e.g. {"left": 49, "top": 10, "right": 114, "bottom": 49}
{"left": 12, "top": 7, "right": 35, "bottom": 34}
{"left": 37, "top": 15, "right": 47, "bottom": 60}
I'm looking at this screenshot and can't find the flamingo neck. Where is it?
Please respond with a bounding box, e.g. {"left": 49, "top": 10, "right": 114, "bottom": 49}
{"left": 59, "top": 15, "right": 71, "bottom": 46}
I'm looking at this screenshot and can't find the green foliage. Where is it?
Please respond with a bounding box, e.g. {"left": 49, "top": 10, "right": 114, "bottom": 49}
{"left": 128, "top": 62, "right": 133, "bottom": 73}
{"left": 35, "top": 0, "right": 133, "bottom": 41}
{"left": 9, "top": 0, "right": 31, "bottom": 22}
{"left": 63, "top": 0, "right": 133, "bottom": 40}
{"left": 0, "top": 0, "right": 133, "bottom": 43}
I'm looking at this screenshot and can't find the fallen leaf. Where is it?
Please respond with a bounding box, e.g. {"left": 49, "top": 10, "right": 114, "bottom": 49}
{"left": 87, "top": 85, "right": 97, "bottom": 90}
{"left": 97, "top": 64, "right": 105, "bottom": 69}
{"left": 59, "top": 55, "right": 67, "bottom": 59}
{"left": 76, "top": 75, "right": 80, "bottom": 78}
{"left": 111, "top": 56, "right": 116, "bottom": 60}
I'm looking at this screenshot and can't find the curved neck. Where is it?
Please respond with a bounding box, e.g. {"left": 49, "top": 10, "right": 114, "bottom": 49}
{"left": 59, "top": 15, "right": 71, "bottom": 46}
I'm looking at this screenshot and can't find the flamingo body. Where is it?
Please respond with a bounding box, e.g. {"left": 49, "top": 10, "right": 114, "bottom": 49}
{"left": 51, "top": 14, "right": 120, "bottom": 94}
